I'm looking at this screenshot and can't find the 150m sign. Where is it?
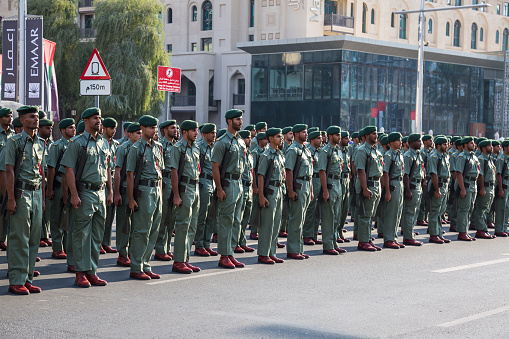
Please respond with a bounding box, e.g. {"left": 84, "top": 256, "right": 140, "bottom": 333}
{"left": 80, "top": 80, "right": 111, "bottom": 96}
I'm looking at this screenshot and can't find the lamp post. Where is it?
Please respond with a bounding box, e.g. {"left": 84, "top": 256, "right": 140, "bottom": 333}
{"left": 393, "top": 3, "right": 490, "bottom": 134}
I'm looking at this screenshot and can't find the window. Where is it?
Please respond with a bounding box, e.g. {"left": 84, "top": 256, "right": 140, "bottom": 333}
{"left": 202, "top": 0, "right": 212, "bottom": 31}
{"left": 371, "top": 9, "right": 375, "bottom": 24}
{"left": 191, "top": 42, "right": 197, "bottom": 51}
{"left": 504, "top": 29, "right": 509, "bottom": 51}
{"left": 447, "top": 0, "right": 451, "bottom": 4}
{"left": 481, "top": 1, "right": 486, "bottom": 12}
{"left": 391, "top": 13, "right": 394, "bottom": 27}
{"left": 496, "top": 30, "right": 500, "bottom": 44}
{"left": 472, "top": 0, "right": 478, "bottom": 10}
{"left": 498, "top": 4, "right": 501, "bottom": 15}
{"left": 455, "top": 0, "right": 461, "bottom": 5}
{"left": 202, "top": 37, "right": 212, "bottom": 51}
{"left": 325, "top": 0, "right": 337, "bottom": 14}
{"left": 249, "top": 35, "right": 254, "bottom": 41}
{"left": 399, "top": 14, "right": 407, "bottom": 39}
{"left": 238, "top": 79, "right": 245, "bottom": 95}
{"left": 167, "top": 8, "right": 172, "bottom": 24}
{"left": 471, "top": 23, "right": 477, "bottom": 49}
{"left": 428, "top": 19, "right": 432, "bottom": 34}
{"left": 453, "top": 20, "right": 461, "bottom": 47}
{"left": 446, "top": 22, "right": 450, "bottom": 36}
{"left": 480, "top": 27, "right": 483, "bottom": 42}
{"left": 350, "top": 3, "right": 354, "bottom": 17}
{"left": 249, "top": 0, "right": 254, "bottom": 27}
{"left": 166, "top": 44, "right": 172, "bottom": 53}
{"left": 505, "top": 3, "right": 509, "bottom": 16}
{"left": 192, "top": 6, "right": 197, "bottom": 22}
{"left": 362, "top": 3, "right": 367, "bottom": 33}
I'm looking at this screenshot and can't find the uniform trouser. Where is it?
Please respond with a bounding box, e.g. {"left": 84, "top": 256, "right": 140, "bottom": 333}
{"left": 8, "top": 188, "right": 42, "bottom": 285}
{"left": 155, "top": 180, "right": 174, "bottom": 255}
{"left": 487, "top": 210, "right": 494, "bottom": 224}
{"left": 41, "top": 197, "right": 50, "bottom": 239}
{"left": 382, "top": 181, "right": 404, "bottom": 242}
{"left": 337, "top": 180, "right": 350, "bottom": 239}
{"left": 130, "top": 185, "right": 162, "bottom": 273}
{"left": 456, "top": 190, "right": 476, "bottom": 233}
{"left": 417, "top": 191, "right": 428, "bottom": 221}
{"left": 258, "top": 187, "right": 283, "bottom": 256}
{"left": 428, "top": 192, "right": 448, "bottom": 236}
{"left": 494, "top": 189, "right": 509, "bottom": 233}
{"left": 217, "top": 180, "right": 242, "bottom": 256}
{"left": 195, "top": 180, "right": 214, "bottom": 249}
{"left": 49, "top": 186, "right": 66, "bottom": 251}
{"left": 66, "top": 209, "right": 75, "bottom": 267}
{"left": 206, "top": 197, "right": 217, "bottom": 246}
{"left": 73, "top": 188, "right": 107, "bottom": 275}
{"left": 401, "top": 186, "right": 423, "bottom": 240}
{"left": 102, "top": 194, "right": 116, "bottom": 246}
{"left": 173, "top": 184, "right": 199, "bottom": 263}
{"left": 320, "top": 183, "right": 342, "bottom": 250}
{"left": 115, "top": 189, "right": 130, "bottom": 258}
{"left": 0, "top": 213, "right": 8, "bottom": 243}
{"left": 281, "top": 187, "right": 288, "bottom": 233}
{"left": 249, "top": 194, "right": 259, "bottom": 234}
{"left": 472, "top": 188, "right": 494, "bottom": 232}
{"left": 303, "top": 178, "right": 320, "bottom": 239}
{"left": 287, "top": 180, "right": 312, "bottom": 254}
{"left": 449, "top": 198, "right": 458, "bottom": 228}
{"left": 358, "top": 184, "right": 381, "bottom": 243}
{"left": 238, "top": 185, "right": 252, "bottom": 247}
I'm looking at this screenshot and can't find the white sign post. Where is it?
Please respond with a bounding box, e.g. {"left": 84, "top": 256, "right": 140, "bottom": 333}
{"left": 80, "top": 48, "right": 111, "bottom": 106}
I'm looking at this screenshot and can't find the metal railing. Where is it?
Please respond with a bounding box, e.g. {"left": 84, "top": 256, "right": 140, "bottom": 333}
{"left": 324, "top": 14, "right": 354, "bottom": 29}
{"left": 233, "top": 94, "right": 245, "bottom": 106}
{"left": 79, "top": 0, "right": 95, "bottom": 7}
{"left": 80, "top": 28, "right": 97, "bottom": 39}
{"left": 172, "top": 95, "right": 196, "bottom": 106}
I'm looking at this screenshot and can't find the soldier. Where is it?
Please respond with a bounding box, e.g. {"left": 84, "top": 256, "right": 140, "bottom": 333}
{"left": 348, "top": 131, "right": 360, "bottom": 224}
{"left": 285, "top": 124, "right": 313, "bottom": 259}
{"left": 257, "top": 127, "right": 285, "bottom": 264}
{"left": 417, "top": 135, "right": 433, "bottom": 226}
{"left": 487, "top": 140, "right": 501, "bottom": 229}
{"left": 448, "top": 138, "right": 463, "bottom": 232}
{"left": 402, "top": 136, "right": 409, "bottom": 152}
{"left": 170, "top": 120, "right": 201, "bottom": 274}
{"left": 245, "top": 124, "right": 256, "bottom": 139}
{"left": 494, "top": 139, "right": 509, "bottom": 237}
{"left": 38, "top": 118, "right": 53, "bottom": 248}
{"left": 352, "top": 129, "right": 367, "bottom": 241}
{"left": 126, "top": 116, "right": 164, "bottom": 279}
{"left": 61, "top": 107, "right": 113, "bottom": 288}
{"left": 113, "top": 123, "right": 142, "bottom": 267}
{"left": 46, "top": 118, "right": 76, "bottom": 259}
{"left": 375, "top": 134, "right": 389, "bottom": 237}
{"left": 0, "top": 107, "right": 14, "bottom": 251}
{"left": 454, "top": 136, "right": 480, "bottom": 241}
{"left": 249, "top": 122, "right": 267, "bottom": 152}
{"left": 279, "top": 126, "right": 293, "bottom": 238}
{"left": 401, "top": 133, "right": 425, "bottom": 246}
{"left": 471, "top": 140, "right": 496, "bottom": 239}
{"left": 354, "top": 126, "right": 383, "bottom": 252}
{"left": 249, "top": 132, "right": 268, "bottom": 240}
{"left": 118, "top": 122, "right": 131, "bottom": 145}
{"left": 101, "top": 117, "right": 119, "bottom": 254}
{"left": 337, "top": 131, "right": 351, "bottom": 243}
{"left": 427, "top": 136, "right": 451, "bottom": 244}
{"left": 194, "top": 123, "right": 219, "bottom": 257}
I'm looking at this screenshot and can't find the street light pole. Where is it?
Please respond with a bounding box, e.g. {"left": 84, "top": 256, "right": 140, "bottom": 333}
{"left": 18, "top": 0, "right": 26, "bottom": 104}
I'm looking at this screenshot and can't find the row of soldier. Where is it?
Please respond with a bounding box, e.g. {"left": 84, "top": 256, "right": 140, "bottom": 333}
{"left": 1, "top": 105, "right": 507, "bottom": 295}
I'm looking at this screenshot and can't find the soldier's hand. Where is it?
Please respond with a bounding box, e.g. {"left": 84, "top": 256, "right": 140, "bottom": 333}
{"left": 71, "top": 194, "right": 81, "bottom": 209}
{"left": 433, "top": 191, "right": 441, "bottom": 199}
{"left": 173, "top": 195, "right": 182, "bottom": 208}
{"left": 322, "top": 190, "right": 329, "bottom": 202}
{"left": 217, "top": 188, "right": 226, "bottom": 202}
{"left": 47, "top": 188, "right": 54, "bottom": 200}
{"left": 310, "top": 192, "right": 314, "bottom": 201}
{"left": 422, "top": 181, "right": 428, "bottom": 190}
{"left": 129, "top": 199, "right": 138, "bottom": 212}
{"left": 42, "top": 200, "right": 45, "bottom": 212}
{"left": 252, "top": 187, "right": 259, "bottom": 196}
{"left": 363, "top": 189, "right": 372, "bottom": 200}
{"left": 479, "top": 188, "right": 486, "bottom": 198}
{"left": 405, "top": 191, "right": 412, "bottom": 201}
{"left": 460, "top": 189, "right": 466, "bottom": 198}
{"left": 106, "top": 193, "right": 113, "bottom": 206}
{"left": 259, "top": 197, "right": 269, "bottom": 208}
{"left": 288, "top": 190, "right": 297, "bottom": 201}
{"left": 114, "top": 193, "right": 122, "bottom": 206}
{"left": 385, "top": 191, "right": 391, "bottom": 202}
{"left": 7, "top": 198, "right": 16, "bottom": 215}
{"left": 499, "top": 189, "right": 504, "bottom": 199}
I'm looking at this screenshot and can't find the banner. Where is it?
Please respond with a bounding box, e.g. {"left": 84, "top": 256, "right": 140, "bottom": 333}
{"left": 25, "top": 17, "right": 43, "bottom": 106}
{"left": 51, "top": 64, "right": 59, "bottom": 120}
{"left": 43, "top": 39, "right": 56, "bottom": 116}
{"left": 2, "top": 20, "right": 18, "bottom": 101}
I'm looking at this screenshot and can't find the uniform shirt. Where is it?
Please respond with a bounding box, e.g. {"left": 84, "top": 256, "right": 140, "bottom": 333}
{"left": 383, "top": 147, "right": 404, "bottom": 180}
{"left": 249, "top": 136, "right": 258, "bottom": 152}
{"left": 161, "top": 137, "right": 175, "bottom": 177}
{"left": 169, "top": 139, "right": 200, "bottom": 181}
{"left": 126, "top": 137, "right": 164, "bottom": 181}
{"left": 318, "top": 142, "right": 343, "bottom": 175}
{"left": 4, "top": 130, "right": 45, "bottom": 185}
{"left": 61, "top": 131, "right": 110, "bottom": 186}
{"left": 285, "top": 142, "right": 313, "bottom": 179}
{"left": 403, "top": 148, "right": 424, "bottom": 180}
{"left": 309, "top": 144, "right": 320, "bottom": 175}
{"left": 258, "top": 146, "right": 285, "bottom": 190}
{"left": 283, "top": 141, "right": 292, "bottom": 154}
{"left": 354, "top": 142, "right": 383, "bottom": 178}
{"left": 496, "top": 152, "right": 509, "bottom": 187}
{"left": 115, "top": 139, "right": 133, "bottom": 188}
{"left": 211, "top": 130, "right": 246, "bottom": 176}
{"left": 341, "top": 146, "right": 350, "bottom": 176}
{"left": 454, "top": 149, "right": 480, "bottom": 192}
{"left": 117, "top": 136, "right": 128, "bottom": 145}
{"left": 0, "top": 126, "right": 14, "bottom": 152}
{"left": 252, "top": 145, "right": 265, "bottom": 175}
{"left": 449, "top": 148, "right": 459, "bottom": 172}
{"left": 47, "top": 137, "right": 70, "bottom": 184}
{"left": 242, "top": 149, "right": 253, "bottom": 184}
{"left": 198, "top": 139, "right": 213, "bottom": 178}
{"left": 39, "top": 137, "right": 52, "bottom": 173}
{"left": 421, "top": 147, "right": 431, "bottom": 176}
{"left": 478, "top": 152, "right": 496, "bottom": 185}
{"left": 428, "top": 150, "right": 450, "bottom": 194}
{"left": 105, "top": 138, "right": 119, "bottom": 172}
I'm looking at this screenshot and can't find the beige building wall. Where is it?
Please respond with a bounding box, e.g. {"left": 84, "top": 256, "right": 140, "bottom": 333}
{"left": 0, "top": 0, "right": 17, "bottom": 19}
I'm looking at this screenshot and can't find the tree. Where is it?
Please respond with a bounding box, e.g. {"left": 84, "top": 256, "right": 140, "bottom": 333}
{"left": 93, "top": 0, "right": 168, "bottom": 120}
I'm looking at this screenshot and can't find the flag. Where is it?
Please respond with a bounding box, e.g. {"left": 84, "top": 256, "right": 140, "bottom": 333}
{"left": 51, "top": 64, "right": 59, "bottom": 120}
{"left": 43, "top": 39, "right": 57, "bottom": 118}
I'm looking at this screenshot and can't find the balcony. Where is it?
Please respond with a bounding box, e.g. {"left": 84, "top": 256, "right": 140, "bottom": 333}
{"left": 324, "top": 14, "right": 354, "bottom": 35}
{"left": 233, "top": 94, "right": 245, "bottom": 106}
{"left": 79, "top": 0, "right": 95, "bottom": 13}
{"left": 80, "top": 28, "right": 97, "bottom": 39}
{"left": 170, "top": 95, "right": 218, "bottom": 112}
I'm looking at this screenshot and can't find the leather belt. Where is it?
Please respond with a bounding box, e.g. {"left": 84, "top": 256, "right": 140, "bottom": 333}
{"left": 139, "top": 179, "right": 160, "bottom": 187}
{"left": 328, "top": 174, "right": 340, "bottom": 180}
{"left": 484, "top": 182, "right": 494, "bottom": 187}
{"left": 162, "top": 171, "right": 171, "bottom": 178}
{"left": 367, "top": 180, "right": 379, "bottom": 188}
{"left": 200, "top": 173, "right": 213, "bottom": 180}
{"left": 269, "top": 180, "right": 283, "bottom": 187}
{"left": 390, "top": 176, "right": 403, "bottom": 181}
{"left": 297, "top": 175, "right": 312, "bottom": 181}
{"left": 243, "top": 180, "right": 252, "bottom": 187}
{"left": 224, "top": 173, "right": 241, "bottom": 180}
{"left": 411, "top": 178, "right": 422, "bottom": 184}
{"left": 79, "top": 182, "right": 105, "bottom": 191}
{"left": 181, "top": 176, "right": 199, "bottom": 185}
{"left": 16, "top": 181, "right": 40, "bottom": 191}
{"left": 465, "top": 175, "right": 478, "bottom": 182}
{"left": 313, "top": 173, "right": 320, "bottom": 178}
{"left": 368, "top": 176, "right": 381, "bottom": 181}
{"left": 341, "top": 173, "right": 349, "bottom": 179}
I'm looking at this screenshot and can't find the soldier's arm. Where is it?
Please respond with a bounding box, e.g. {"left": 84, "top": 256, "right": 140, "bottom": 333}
{"left": 46, "top": 166, "right": 56, "bottom": 199}
{"left": 114, "top": 167, "right": 122, "bottom": 205}
{"left": 258, "top": 173, "right": 267, "bottom": 207}
{"left": 455, "top": 158, "right": 466, "bottom": 195}
{"left": 5, "top": 164, "right": 15, "bottom": 214}
{"left": 106, "top": 170, "right": 113, "bottom": 205}
{"left": 64, "top": 166, "right": 80, "bottom": 208}
{"left": 496, "top": 172, "right": 503, "bottom": 197}
{"left": 477, "top": 159, "right": 485, "bottom": 195}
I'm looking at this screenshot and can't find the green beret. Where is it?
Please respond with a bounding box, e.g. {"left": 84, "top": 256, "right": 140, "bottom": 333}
{"left": 476, "top": 137, "right": 487, "bottom": 145}
{"left": 402, "top": 136, "right": 408, "bottom": 143}
{"left": 326, "top": 125, "right": 341, "bottom": 135}
{"left": 17, "top": 105, "right": 39, "bottom": 115}
{"left": 308, "top": 127, "right": 319, "bottom": 133}
{"left": 282, "top": 127, "right": 292, "bottom": 134}
{"left": 123, "top": 122, "right": 132, "bottom": 130}
{"left": 81, "top": 107, "right": 101, "bottom": 119}
{"left": 159, "top": 120, "right": 176, "bottom": 129}
{"left": 12, "top": 117, "right": 22, "bottom": 127}
{"left": 39, "top": 119, "right": 54, "bottom": 127}
{"left": 225, "top": 109, "right": 243, "bottom": 119}
{"left": 0, "top": 107, "right": 12, "bottom": 117}
{"left": 380, "top": 135, "right": 389, "bottom": 146}
{"left": 461, "top": 136, "right": 474, "bottom": 145}
{"left": 239, "top": 130, "right": 250, "bottom": 139}
{"left": 492, "top": 140, "right": 501, "bottom": 146}
{"left": 200, "top": 123, "right": 216, "bottom": 134}
{"left": 309, "top": 131, "right": 321, "bottom": 140}
{"left": 266, "top": 127, "right": 282, "bottom": 137}
{"left": 180, "top": 120, "right": 198, "bottom": 131}
{"left": 138, "top": 115, "right": 158, "bottom": 127}
{"left": 451, "top": 136, "right": 459, "bottom": 143}
{"left": 102, "top": 117, "right": 117, "bottom": 128}
{"left": 77, "top": 120, "right": 85, "bottom": 134}
{"left": 127, "top": 122, "right": 141, "bottom": 133}
{"left": 407, "top": 133, "right": 421, "bottom": 143}
{"left": 255, "top": 122, "right": 267, "bottom": 131}
{"left": 58, "top": 118, "right": 75, "bottom": 130}
{"left": 244, "top": 124, "right": 255, "bottom": 131}
{"left": 422, "top": 134, "right": 432, "bottom": 141}
{"left": 256, "top": 132, "right": 266, "bottom": 140}
{"left": 341, "top": 131, "right": 350, "bottom": 138}
{"left": 321, "top": 131, "right": 327, "bottom": 136}
{"left": 39, "top": 111, "right": 47, "bottom": 119}
{"left": 479, "top": 140, "right": 491, "bottom": 148}
{"left": 387, "top": 132, "right": 402, "bottom": 143}
{"left": 292, "top": 124, "right": 307, "bottom": 133}
{"left": 217, "top": 129, "right": 226, "bottom": 138}
{"left": 351, "top": 131, "right": 359, "bottom": 139}
{"left": 434, "top": 136, "right": 447, "bottom": 145}
{"left": 474, "top": 137, "right": 479, "bottom": 144}
{"left": 455, "top": 139, "right": 463, "bottom": 146}
{"left": 363, "top": 126, "right": 377, "bottom": 136}
{"left": 502, "top": 139, "right": 509, "bottom": 147}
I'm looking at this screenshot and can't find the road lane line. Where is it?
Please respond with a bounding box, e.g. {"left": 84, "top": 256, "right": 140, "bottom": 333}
{"left": 438, "top": 305, "right": 509, "bottom": 327}
{"left": 147, "top": 267, "right": 253, "bottom": 285}
{"left": 431, "top": 258, "right": 509, "bottom": 273}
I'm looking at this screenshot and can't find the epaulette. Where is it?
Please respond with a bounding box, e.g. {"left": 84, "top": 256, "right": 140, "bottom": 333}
{"left": 120, "top": 144, "right": 127, "bottom": 149}
{"left": 217, "top": 134, "right": 227, "bottom": 141}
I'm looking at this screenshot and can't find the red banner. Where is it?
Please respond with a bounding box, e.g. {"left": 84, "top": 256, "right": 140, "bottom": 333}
{"left": 410, "top": 110, "right": 416, "bottom": 120}
{"left": 371, "top": 107, "right": 378, "bottom": 118}
{"left": 377, "top": 101, "right": 386, "bottom": 111}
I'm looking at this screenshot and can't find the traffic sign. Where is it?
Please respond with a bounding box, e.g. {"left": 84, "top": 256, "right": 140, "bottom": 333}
{"left": 157, "top": 66, "right": 181, "bottom": 92}
{"left": 80, "top": 79, "right": 111, "bottom": 96}
{"left": 81, "top": 48, "right": 111, "bottom": 80}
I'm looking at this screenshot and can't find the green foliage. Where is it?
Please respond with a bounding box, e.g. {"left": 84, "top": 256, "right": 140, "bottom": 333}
{"left": 94, "top": 0, "right": 169, "bottom": 120}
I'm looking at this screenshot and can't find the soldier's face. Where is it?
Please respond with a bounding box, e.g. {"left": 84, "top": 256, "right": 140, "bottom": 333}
{"left": 143, "top": 126, "right": 157, "bottom": 139}
{"left": 270, "top": 133, "right": 282, "bottom": 149}
{"left": 63, "top": 124, "right": 76, "bottom": 139}
{"left": 250, "top": 129, "right": 256, "bottom": 138}
{"left": 494, "top": 145, "right": 501, "bottom": 154}
{"left": 466, "top": 141, "right": 475, "bottom": 152}
{"left": 243, "top": 137, "right": 251, "bottom": 147}
{"left": 0, "top": 113, "right": 13, "bottom": 127}
{"left": 167, "top": 125, "right": 177, "bottom": 138}
{"left": 104, "top": 126, "right": 116, "bottom": 139}
{"left": 259, "top": 139, "right": 268, "bottom": 148}
{"left": 20, "top": 112, "right": 39, "bottom": 130}
{"left": 391, "top": 140, "right": 402, "bottom": 150}
{"left": 368, "top": 131, "right": 377, "bottom": 144}
{"left": 285, "top": 131, "right": 294, "bottom": 142}
{"left": 341, "top": 137, "right": 350, "bottom": 147}
{"left": 260, "top": 127, "right": 267, "bottom": 133}
{"left": 439, "top": 143, "right": 447, "bottom": 152}
{"left": 204, "top": 131, "right": 216, "bottom": 144}
{"left": 312, "top": 137, "right": 322, "bottom": 148}
{"left": 484, "top": 145, "right": 493, "bottom": 154}
{"left": 39, "top": 125, "right": 52, "bottom": 139}
{"left": 329, "top": 133, "right": 340, "bottom": 146}
{"left": 411, "top": 140, "right": 422, "bottom": 150}
{"left": 185, "top": 128, "right": 199, "bottom": 142}
{"left": 130, "top": 130, "right": 142, "bottom": 143}
{"left": 229, "top": 117, "right": 243, "bottom": 131}
{"left": 295, "top": 130, "right": 307, "bottom": 143}
{"left": 85, "top": 114, "right": 101, "bottom": 132}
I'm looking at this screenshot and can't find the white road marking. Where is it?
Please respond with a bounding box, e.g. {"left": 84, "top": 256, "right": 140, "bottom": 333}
{"left": 438, "top": 305, "right": 509, "bottom": 327}
{"left": 431, "top": 258, "right": 509, "bottom": 273}
{"left": 147, "top": 267, "right": 253, "bottom": 285}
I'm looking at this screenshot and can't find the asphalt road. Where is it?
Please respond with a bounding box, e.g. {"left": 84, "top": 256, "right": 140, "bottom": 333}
{"left": 1, "top": 221, "right": 509, "bottom": 339}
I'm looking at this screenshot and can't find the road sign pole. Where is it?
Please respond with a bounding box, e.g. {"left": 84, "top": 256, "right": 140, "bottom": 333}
{"left": 165, "top": 91, "right": 170, "bottom": 120}
{"left": 18, "top": 0, "right": 26, "bottom": 104}
{"left": 95, "top": 95, "right": 99, "bottom": 108}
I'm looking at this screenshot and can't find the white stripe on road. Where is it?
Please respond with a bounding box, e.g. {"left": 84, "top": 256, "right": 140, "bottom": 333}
{"left": 438, "top": 305, "right": 509, "bottom": 327}
{"left": 431, "top": 258, "right": 509, "bottom": 273}
{"left": 146, "top": 267, "right": 253, "bottom": 285}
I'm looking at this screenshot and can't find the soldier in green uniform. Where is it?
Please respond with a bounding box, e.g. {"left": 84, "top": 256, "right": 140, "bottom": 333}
{"left": 417, "top": 135, "right": 433, "bottom": 226}
{"left": 249, "top": 122, "right": 267, "bottom": 152}
{"left": 354, "top": 126, "right": 383, "bottom": 252}
{"left": 249, "top": 132, "right": 267, "bottom": 240}
{"left": 194, "top": 123, "right": 219, "bottom": 257}
{"left": 170, "top": 120, "right": 201, "bottom": 274}
{"left": 337, "top": 131, "right": 351, "bottom": 243}
{"left": 61, "top": 107, "right": 113, "bottom": 288}
{"left": 118, "top": 122, "right": 131, "bottom": 145}
{"left": 154, "top": 120, "right": 178, "bottom": 261}
{"left": 211, "top": 110, "right": 246, "bottom": 269}
{"left": 348, "top": 131, "right": 359, "bottom": 224}
{"left": 375, "top": 134, "right": 389, "bottom": 237}
{"left": 279, "top": 126, "right": 293, "bottom": 238}
{"left": 487, "top": 140, "right": 501, "bottom": 229}
{"left": 38, "top": 118, "right": 53, "bottom": 248}
{"left": 113, "top": 123, "right": 142, "bottom": 267}
{"left": 401, "top": 133, "right": 425, "bottom": 246}
{"left": 46, "top": 118, "right": 76, "bottom": 259}
{"left": 257, "top": 127, "right": 285, "bottom": 264}
{"left": 494, "top": 139, "right": 509, "bottom": 237}
{"left": 126, "top": 116, "right": 164, "bottom": 279}
{"left": 5, "top": 106, "right": 45, "bottom": 295}
{"left": 245, "top": 124, "right": 256, "bottom": 139}
{"left": 454, "top": 136, "right": 480, "bottom": 241}
{"left": 0, "top": 107, "right": 14, "bottom": 251}
{"left": 471, "top": 140, "right": 496, "bottom": 239}
{"left": 352, "top": 129, "right": 367, "bottom": 240}
{"left": 448, "top": 138, "right": 463, "bottom": 232}
{"left": 101, "top": 117, "right": 119, "bottom": 254}
{"left": 427, "top": 136, "right": 451, "bottom": 244}
{"left": 285, "top": 124, "right": 313, "bottom": 259}
{"left": 318, "top": 126, "right": 346, "bottom": 255}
